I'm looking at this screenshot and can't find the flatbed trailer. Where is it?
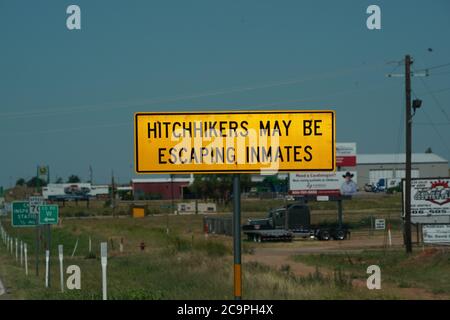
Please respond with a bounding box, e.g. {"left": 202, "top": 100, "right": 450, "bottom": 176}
{"left": 242, "top": 203, "right": 350, "bottom": 242}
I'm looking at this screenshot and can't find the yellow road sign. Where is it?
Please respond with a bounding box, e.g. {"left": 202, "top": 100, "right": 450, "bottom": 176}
{"left": 134, "top": 110, "right": 335, "bottom": 174}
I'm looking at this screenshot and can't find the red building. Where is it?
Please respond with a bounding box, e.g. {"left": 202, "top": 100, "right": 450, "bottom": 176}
{"left": 132, "top": 177, "right": 193, "bottom": 200}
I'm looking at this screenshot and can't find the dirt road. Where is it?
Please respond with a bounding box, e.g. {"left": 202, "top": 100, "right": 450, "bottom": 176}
{"left": 243, "top": 232, "right": 449, "bottom": 299}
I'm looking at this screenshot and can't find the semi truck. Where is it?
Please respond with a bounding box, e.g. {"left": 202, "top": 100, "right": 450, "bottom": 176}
{"left": 242, "top": 202, "right": 350, "bottom": 242}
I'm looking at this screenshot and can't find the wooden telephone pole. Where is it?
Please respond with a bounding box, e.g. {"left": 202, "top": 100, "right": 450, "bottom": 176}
{"left": 404, "top": 54, "right": 413, "bottom": 253}
{"left": 387, "top": 55, "right": 427, "bottom": 253}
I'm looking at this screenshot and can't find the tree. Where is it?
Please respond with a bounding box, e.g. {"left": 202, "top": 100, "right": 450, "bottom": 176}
{"left": 55, "top": 177, "right": 63, "bottom": 184}
{"left": 425, "top": 147, "right": 433, "bottom": 154}
{"left": 26, "top": 177, "right": 47, "bottom": 188}
{"left": 15, "top": 178, "right": 26, "bottom": 186}
{"left": 261, "top": 176, "right": 288, "bottom": 193}
{"left": 67, "top": 175, "right": 81, "bottom": 183}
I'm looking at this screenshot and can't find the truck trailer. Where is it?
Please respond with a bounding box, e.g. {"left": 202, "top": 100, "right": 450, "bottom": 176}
{"left": 242, "top": 202, "right": 350, "bottom": 242}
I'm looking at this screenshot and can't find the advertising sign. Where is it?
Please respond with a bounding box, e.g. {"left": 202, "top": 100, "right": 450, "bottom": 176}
{"left": 336, "top": 143, "right": 357, "bottom": 167}
{"left": 289, "top": 171, "right": 357, "bottom": 196}
{"left": 404, "top": 178, "right": 450, "bottom": 217}
{"left": 135, "top": 111, "right": 335, "bottom": 174}
{"left": 423, "top": 224, "right": 450, "bottom": 244}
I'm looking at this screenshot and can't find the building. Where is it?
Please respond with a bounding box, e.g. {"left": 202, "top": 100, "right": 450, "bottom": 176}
{"left": 132, "top": 176, "right": 194, "bottom": 200}
{"left": 355, "top": 153, "right": 449, "bottom": 188}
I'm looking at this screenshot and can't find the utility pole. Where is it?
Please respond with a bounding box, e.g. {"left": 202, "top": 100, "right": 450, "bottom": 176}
{"left": 387, "top": 55, "right": 427, "bottom": 254}
{"left": 404, "top": 54, "right": 413, "bottom": 254}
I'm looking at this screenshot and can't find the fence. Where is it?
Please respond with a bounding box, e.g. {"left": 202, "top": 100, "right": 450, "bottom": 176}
{"left": 203, "top": 216, "right": 232, "bottom": 236}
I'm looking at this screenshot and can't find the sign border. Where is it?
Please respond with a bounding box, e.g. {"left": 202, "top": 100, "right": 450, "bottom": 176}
{"left": 134, "top": 110, "right": 335, "bottom": 174}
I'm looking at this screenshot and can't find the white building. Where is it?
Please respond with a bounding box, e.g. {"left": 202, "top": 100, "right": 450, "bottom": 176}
{"left": 354, "top": 153, "right": 448, "bottom": 188}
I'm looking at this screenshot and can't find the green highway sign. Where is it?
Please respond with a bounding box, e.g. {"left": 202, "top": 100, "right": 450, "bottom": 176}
{"left": 12, "top": 201, "right": 37, "bottom": 227}
{"left": 39, "top": 205, "right": 59, "bottom": 225}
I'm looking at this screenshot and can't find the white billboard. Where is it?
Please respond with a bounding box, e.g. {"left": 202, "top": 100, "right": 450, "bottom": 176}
{"left": 42, "top": 183, "right": 109, "bottom": 199}
{"left": 289, "top": 171, "right": 358, "bottom": 196}
{"left": 336, "top": 143, "right": 357, "bottom": 167}
{"left": 423, "top": 224, "right": 450, "bottom": 244}
{"left": 404, "top": 178, "right": 450, "bottom": 216}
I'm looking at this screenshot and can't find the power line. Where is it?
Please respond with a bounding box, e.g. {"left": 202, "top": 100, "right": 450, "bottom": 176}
{"left": 0, "top": 122, "right": 129, "bottom": 137}
{"left": 417, "top": 87, "right": 450, "bottom": 95}
{"left": 412, "top": 89, "right": 450, "bottom": 154}
{"left": 415, "top": 62, "right": 450, "bottom": 72}
{"left": 413, "top": 68, "right": 450, "bottom": 122}
{"left": 414, "top": 122, "right": 450, "bottom": 125}
{"left": 0, "top": 61, "right": 387, "bottom": 120}
{"left": 431, "top": 71, "right": 450, "bottom": 76}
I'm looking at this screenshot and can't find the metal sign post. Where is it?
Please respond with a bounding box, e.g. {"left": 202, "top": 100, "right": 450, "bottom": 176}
{"left": 38, "top": 204, "right": 58, "bottom": 286}
{"left": 35, "top": 214, "right": 39, "bottom": 276}
{"left": 233, "top": 174, "right": 242, "bottom": 300}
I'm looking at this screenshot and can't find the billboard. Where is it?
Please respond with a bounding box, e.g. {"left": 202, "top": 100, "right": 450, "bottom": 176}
{"left": 336, "top": 143, "right": 356, "bottom": 167}
{"left": 42, "top": 183, "right": 109, "bottom": 200}
{"left": 404, "top": 178, "right": 450, "bottom": 217}
{"left": 289, "top": 171, "right": 358, "bottom": 196}
{"left": 423, "top": 224, "right": 450, "bottom": 244}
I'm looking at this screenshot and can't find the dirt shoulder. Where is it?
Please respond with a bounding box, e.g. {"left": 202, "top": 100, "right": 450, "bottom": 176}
{"left": 243, "top": 236, "right": 450, "bottom": 300}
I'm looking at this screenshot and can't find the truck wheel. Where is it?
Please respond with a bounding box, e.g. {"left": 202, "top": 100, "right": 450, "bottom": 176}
{"left": 335, "top": 230, "right": 346, "bottom": 240}
{"left": 320, "top": 231, "right": 330, "bottom": 241}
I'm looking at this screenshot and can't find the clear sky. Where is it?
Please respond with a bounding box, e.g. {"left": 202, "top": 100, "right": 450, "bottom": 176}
{"left": 1, "top": 0, "right": 449, "bottom": 187}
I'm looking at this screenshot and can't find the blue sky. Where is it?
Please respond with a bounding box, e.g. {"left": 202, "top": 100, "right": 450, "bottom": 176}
{"left": 1, "top": 0, "right": 449, "bottom": 186}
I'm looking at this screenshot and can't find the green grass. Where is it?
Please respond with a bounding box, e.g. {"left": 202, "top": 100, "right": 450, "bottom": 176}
{"left": 292, "top": 249, "right": 450, "bottom": 295}
{"left": 0, "top": 215, "right": 400, "bottom": 300}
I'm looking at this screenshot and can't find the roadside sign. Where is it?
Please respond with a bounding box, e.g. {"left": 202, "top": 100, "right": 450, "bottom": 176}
{"left": 29, "top": 196, "right": 44, "bottom": 215}
{"left": 375, "top": 219, "right": 386, "bottom": 230}
{"left": 134, "top": 111, "right": 335, "bottom": 174}
{"left": 423, "top": 224, "right": 450, "bottom": 244}
{"left": 403, "top": 178, "right": 450, "bottom": 221}
{"left": 12, "top": 202, "right": 37, "bottom": 227}
{"left": 336, "top": 143, "right": 357, "bottom": 167}
{"left": 289, "top": 171, "right": 357, "bottom": 196}
{"left": 39, "top": 205, "right": 59, "bottom": 225}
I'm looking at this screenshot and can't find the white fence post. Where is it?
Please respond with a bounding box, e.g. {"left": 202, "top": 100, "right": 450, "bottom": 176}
{"left": 101, "top": 242, "right": 108, "bottom": 300}
{"left": 59, "top": 245, "right": 64, "bottom": 292}
{"left": 20, "top": 240, "right": 23, "bottom": 266}
{"left": 24, "top": 243, "right": 28, "bottom": 276}
{"left": 45, "top": 250, "right": 50, "bottom": 288}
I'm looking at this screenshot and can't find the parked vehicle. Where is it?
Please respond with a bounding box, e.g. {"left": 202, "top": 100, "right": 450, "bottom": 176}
{"left": 242, "top": 203, "right": 350, "bottom": 242}
{"left": 365, "top": 178, "right": 401, "bottom": 193}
